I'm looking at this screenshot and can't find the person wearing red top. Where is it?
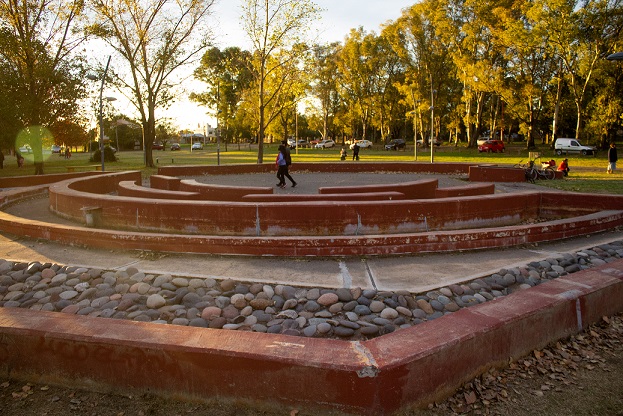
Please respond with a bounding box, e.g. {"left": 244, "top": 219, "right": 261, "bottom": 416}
{"left": 557, "top": 158, "right": 569, "bottom": 176}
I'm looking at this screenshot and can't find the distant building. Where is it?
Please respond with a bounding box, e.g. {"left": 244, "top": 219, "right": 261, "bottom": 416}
{"left": 179, "top": 125, "right": 217, "bottom": 143}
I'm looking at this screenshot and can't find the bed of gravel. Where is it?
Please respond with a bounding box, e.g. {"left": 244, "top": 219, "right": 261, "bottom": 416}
{"left": 1, "top": 241, "right": 622, "bottom": 340}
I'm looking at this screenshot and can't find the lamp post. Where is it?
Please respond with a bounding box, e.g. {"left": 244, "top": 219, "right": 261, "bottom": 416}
{"left": 410, "top": 88, "right": 420, "bottom": 161}
{"left": 87, "top": 56, "right": 112, "bottom": 172}
{"left": 430, "top": 85, "right": 437, "bottom": 164}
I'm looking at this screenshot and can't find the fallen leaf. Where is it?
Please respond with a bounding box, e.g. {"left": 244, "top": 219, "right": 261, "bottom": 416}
{"left": 290, "top": 410, "right": 299, "bottom": 416}
{"left": 534, "top": 391, "right": 544, "bottom": 397}
{"left": 465, "top": 390, "right": 477, "bottom": 405}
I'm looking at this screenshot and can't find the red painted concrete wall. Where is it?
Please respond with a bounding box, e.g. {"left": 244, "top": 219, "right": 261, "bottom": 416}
{"left": 1, "top": 260, "right": 621, "bottom": 415}
{"left": 241, "top": 191, "right": 406, "bottom": 202}
{"left": 117, "top": 181, "right": 202, "bottom": 200}
{"left": 179, "top": 179, "right": 273, "bottom": 201}
{"left": 469, "top": 165, "right": 527, "bottom": 182}
{"left": 158, "top": 162, "right": 475, "bottom": 177}
{"left": 0, "top": 171, "right": 103, "bottom": 188}
{"left": 319, "top": 179, "right": 438, "bottom": 199}
{"left": 47, "top": 173, "right": 540, "bottom": 236}
{"left": 435, "top": 183, "right": 495, "bottom": 198}
{"left": 150, "top": 175, "right": 181, "bottom": 191}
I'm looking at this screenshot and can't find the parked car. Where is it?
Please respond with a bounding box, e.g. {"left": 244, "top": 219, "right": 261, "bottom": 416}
{"left": 191, "top": 142, "right": 204, "bottom": 150}
{"left": 315, "top": 139, "right": 335, "bottom": 149}
{"left": 554, "top": 138, "right": 595, "bottom": 156}
{"left": 478, "top": 140, "right": 505, "bottom": 153}
{"left": 309, "top": 139, "right": 321, "bottom": 146}
{"left": 350, "top": 139, "right": 373, "bottom": 149}
{"left": 152, "top": 142, "right": 164, "bottom": 150}
{"left": 51, "top": 145, "right": 62, "bottom": 153}
{"left": 287, "top": 138, "right": 296, "bottom": 147}
{"left": 416, "top": 139, "right": 441, "bottom": 147}
{"left": 170, "top": 143, "right": 181, "bottom": 151}
{"left": 385, "top": 139, "right": 406, "bottom": 151}
{"left": 476, "top": 137, "right": 489, "bottom": 146}
{"left": 18, "top": 145, "right": 32, "bottom": 154}
{"left": 293, "top": 139, "right": 310, "bottom": 148}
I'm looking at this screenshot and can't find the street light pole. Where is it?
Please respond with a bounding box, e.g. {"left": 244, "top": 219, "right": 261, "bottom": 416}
{"left": 98, "top": 56, "right": 112, "bottom": 172}
{"left": 430, "top": 83, "right": 436, "bottom": 164}
{"left": 410, "top": 88, "right": 418, "bottom": 161}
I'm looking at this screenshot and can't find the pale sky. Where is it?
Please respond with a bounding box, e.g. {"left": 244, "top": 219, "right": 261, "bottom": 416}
{"left": 168, "top": 0, "right": 417, "bottom": 131}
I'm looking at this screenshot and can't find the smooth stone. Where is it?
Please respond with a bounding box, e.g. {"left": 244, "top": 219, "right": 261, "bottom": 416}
{"left": 146, "top": 294, "right": 166, "bottom": 309}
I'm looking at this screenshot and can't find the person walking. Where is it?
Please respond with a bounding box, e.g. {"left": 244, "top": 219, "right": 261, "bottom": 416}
{"left": 279, "top": 141, "right": 297, "bottom": 188}
{"left": 352, "top": 142, "right": 360, "bottom": 161}
{"left": 608, "top": 142, "right": 618, "bottom": 174}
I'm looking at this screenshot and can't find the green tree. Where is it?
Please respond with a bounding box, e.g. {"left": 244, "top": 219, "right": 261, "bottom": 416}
{"left": 0, "top": 0, "right": 87, "bottom": 174}
{"left": 241, "top": 0, "right": 321, "bottom": 163}
{"left": 536, "top": 0, "right": 621, "bottom": 141}
{"left": 310, "top": 42, "right": 342, "bottom": 141}
{"left": 88, "top": 0, "right": 216, "bottom": 168}
{"left": 192, "top": 47, "right": 254, "bottom": 145}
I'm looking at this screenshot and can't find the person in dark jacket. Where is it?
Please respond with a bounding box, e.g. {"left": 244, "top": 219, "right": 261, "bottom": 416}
{"left": 608, "top": 142, "right": 618, "bottom": 174}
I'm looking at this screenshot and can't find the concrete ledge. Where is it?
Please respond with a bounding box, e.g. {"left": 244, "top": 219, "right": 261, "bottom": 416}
{"left": 435, "top": 183, "right": 495, "bottom": 198}
{"left": 0, "top": 171, "right": 103, "bottom": 188}
{"left": 1, "top": 259, "right": 621, "bottom": 415}
{"left": 179, "top": 179, "right": 273, "bottom": 201}
{"left": 150, "top": 175, "right": 181, "bottom": 191}
{"left": 469, "top": 165, "right": 526, "bottom": 182}
{"left": 319, "top": 179, "right": 438, "bottom": 199}
{"left": 117, "top": 181, "right": 202, "bottom": 200}
{"left": 158, "top": 162, "right": 476, "bottom": 177}
{"left": 1, "top": 202, "right": 622, "bottom": 256}
{"left": 48, "top": 174, "right": 542, "bottom": 235}
{"left": 241, "top": 191, "right": 406, "bottom": 202}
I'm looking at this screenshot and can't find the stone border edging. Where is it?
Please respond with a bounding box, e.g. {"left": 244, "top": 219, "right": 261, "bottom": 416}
{"left": 1, "top": 259, "right": 622, "bottom": 415}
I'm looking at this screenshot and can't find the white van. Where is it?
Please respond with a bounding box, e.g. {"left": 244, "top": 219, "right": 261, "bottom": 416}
{"left": 554, "top": 138, "right": 595, "bottom": 156}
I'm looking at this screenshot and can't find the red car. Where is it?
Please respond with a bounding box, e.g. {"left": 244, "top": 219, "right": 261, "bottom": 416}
{"left": 152, "top": 142, "right": 164, "bottom": 150}
{"left": 478, "top": 140, "right": 505, "bottom": 153}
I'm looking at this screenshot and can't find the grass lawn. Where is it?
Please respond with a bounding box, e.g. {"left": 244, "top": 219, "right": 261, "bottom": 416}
{"left": 2, "top": 142, "right": 621, "bottom": 194}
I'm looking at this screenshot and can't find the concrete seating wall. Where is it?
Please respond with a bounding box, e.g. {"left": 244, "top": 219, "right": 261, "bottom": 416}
{"left": 0, "top": 171, "right": 103, "bottom": 188}
{"left": 149, "top": 175, "right": 181, "bottom": 191}
{"left": 319, "top": 179, "right": 438, "bottom": 199}
{"left": 468, "top": 165, "right": 527, "bottom": 182}
{"left": 117, "top": 181, "right": 203, "bottom": 201}
{"left": 179, "top": 179, "right": 273, "bottom": 201}
{"left": 47, "top": 173, "right": 541, "bottom": 236}
{"left": 241, "top": 191, "right": 406, "bottom": 202}
{"left": 435, "top": 183, "right": 496, "bottom": 198}
{"left": 158, "top": 162, "right": 475, "bottom": 177}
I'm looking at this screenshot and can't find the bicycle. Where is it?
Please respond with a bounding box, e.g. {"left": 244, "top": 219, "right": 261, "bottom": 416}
{"left": 533, "top": 156, "right": 556, "bottom": 180}
{"left": 513, "top": 158, "right": 556, "bottom": 182}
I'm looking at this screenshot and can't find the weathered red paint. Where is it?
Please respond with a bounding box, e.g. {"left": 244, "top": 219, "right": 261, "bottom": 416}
{"left": 0, "top": 171, "right": 103, "bottom": 188}
{"left": 469, "top": 165, "right": 527, "bottom": 182}
{"left": 241, "top": 191, "right": 406, "bottom": 202}
{"left": 179, "top": 179, "right": 273, "bottom": 201}
{"left": 319, "top": 179, "right": 439, "bottom": 199}
{"left": 117, "top": 181, "right": 203, "bottom": 200}
{"left": 1, "top": 260, "right": 621, "bottom": 415}
{"left": 149, "top": 175, "right": 181, "bottom": 191}
{"left": 3, "top": 165, "right": 623, "bottom": 256}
